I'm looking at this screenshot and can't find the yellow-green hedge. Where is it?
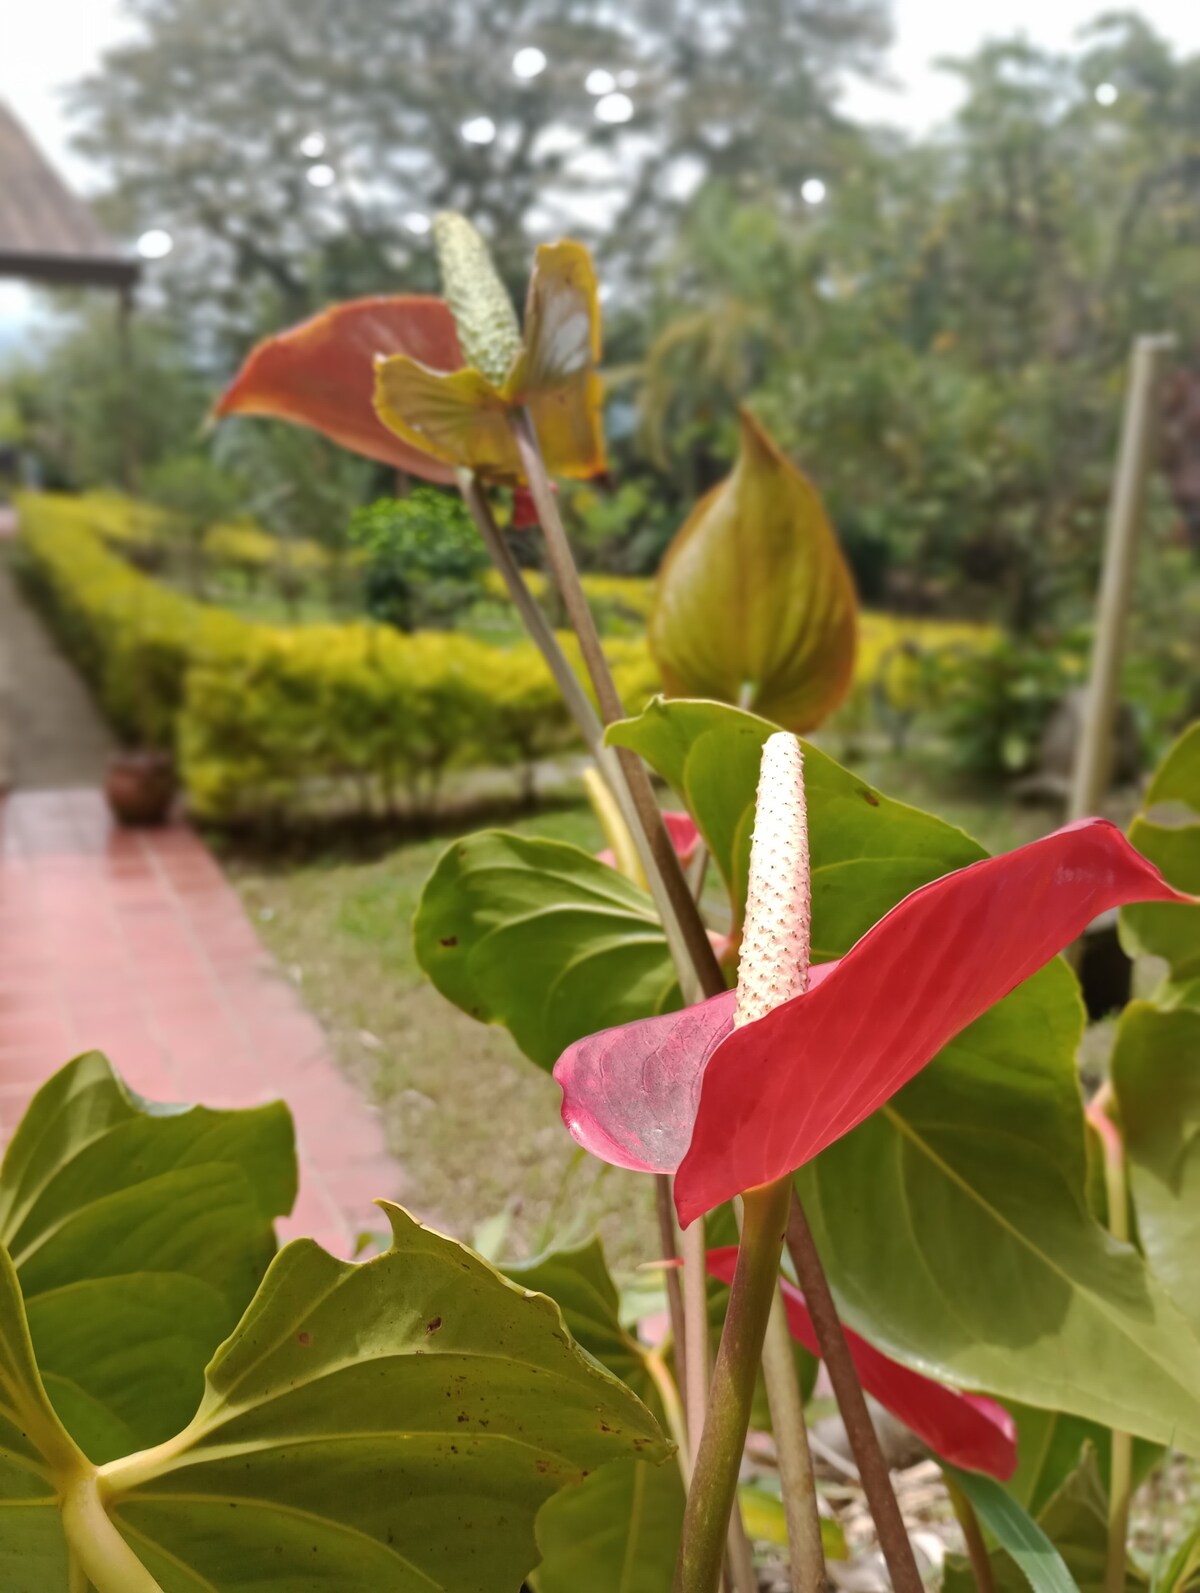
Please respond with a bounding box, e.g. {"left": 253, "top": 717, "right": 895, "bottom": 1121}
{"left": 17, "top": 494, "right": 249, "bottom": 748}
{"left": 481, "top": 566, "right": 655, "bottom": 621}
{"left": 79, "top": 489, "right": 332, "bottom": 577}
{"left": 14, "top": 494, "right": 653, "bottom": 822}
{"left": 17, "top": 492, "right": 994, "bottom": 822}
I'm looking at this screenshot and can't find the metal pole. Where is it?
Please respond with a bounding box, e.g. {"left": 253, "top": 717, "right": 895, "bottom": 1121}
{"left": 1068, "top": 334, "right": 1175, "bottom": 821}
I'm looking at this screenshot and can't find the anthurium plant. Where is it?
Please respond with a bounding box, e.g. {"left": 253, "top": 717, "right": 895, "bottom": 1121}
{"left": 13, "top": 214, "right": 1197, "bottom": 1592}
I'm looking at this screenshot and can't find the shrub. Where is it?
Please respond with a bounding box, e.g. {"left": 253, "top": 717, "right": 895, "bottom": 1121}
{"left": 347, "top": 490, "right": 489, "bottom": 631}
{"left": 14, "top": 493, "right": 652, "bottom": 821}
{"left": 16, "top": 492, "right": 248, "bottom": 747}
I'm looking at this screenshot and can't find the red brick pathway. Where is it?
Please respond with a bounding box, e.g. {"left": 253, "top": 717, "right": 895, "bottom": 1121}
{"left": 0, "top": 790, "right": 398, "bottom": 1256}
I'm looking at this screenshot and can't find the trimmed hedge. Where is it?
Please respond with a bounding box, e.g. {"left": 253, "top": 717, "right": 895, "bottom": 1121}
{"left": 17, "top": 492, "right": 994, "bottom": 824}
{"left": 16, "top": 493, "right": 249, "bottom": 748}
{"left": 15, "top": 494, "right": 656, "bottom": 823}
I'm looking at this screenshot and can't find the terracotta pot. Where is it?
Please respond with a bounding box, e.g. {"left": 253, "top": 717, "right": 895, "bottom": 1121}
{"left": 105, "top": 749, "right": 176, "bottom": 827}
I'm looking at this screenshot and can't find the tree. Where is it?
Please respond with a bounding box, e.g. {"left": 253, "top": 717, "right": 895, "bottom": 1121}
{"left": 4, "top": 304, "right": 209, "bottom": 490}
{"left": 634, "top": 15, "right": 1200, "bottom": 622}
{"left": 68, "top": 0, "right": 889, "bottom": 348}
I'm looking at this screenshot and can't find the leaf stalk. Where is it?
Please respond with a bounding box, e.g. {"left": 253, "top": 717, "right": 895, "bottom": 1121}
{"left": 674, "top": 1177, "right": 793, "bottom": 1593}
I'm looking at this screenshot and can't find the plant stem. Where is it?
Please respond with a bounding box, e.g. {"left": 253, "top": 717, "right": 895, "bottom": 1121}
{"left": 456, "top": 469, "right": 605, "bottom": 757}
{"left": 61, "top": 1472, "right": 164, "bottom": 1593}
{"left": 509, "top": 411, "right": 855, "bottom": 1593}
{"left": 761, "top": 1288, "right": 828, "bottom": 1592}
{"left": 1091, "top": 1086, "right": 1133, "bottom": 1593}
{"left": 510, "top": 410, "right": 725, "bottom": 1009}
{"left": 946, "top": 1475, "right": 996, "bottom": 1593}
{"left": 655, "top": 1162, "right": 690, "bottom": 1420}
{"left": 732, "top": 1191, "right": 826, "bottom": 1593}
{"left": 647, "top": 1347, "right": 693, "bottom": 1485}
{"left": 786, "top": 1192, "right": 924, "bottom": 1593}
{"left": 508, "top": 410, "right": 724, "bottom": 1479}
{"left": 1106, "top": 1428, "right": 1133, "bottom": 1593}
{"left": 683, "top": 1215, "right": 713, "bottom": 1458}
{"left": 675, "top": 1177, "right": 792, "bottom": 1593}
{"left": 727, "top": 1508, "right": 759, "bottom": 1593}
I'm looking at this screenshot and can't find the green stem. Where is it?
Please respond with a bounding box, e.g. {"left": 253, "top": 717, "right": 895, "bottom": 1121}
{"left": 61, "top": 1472, "right": 164, "bottom": 1593}
{"left": 674, "top": 1177, "right": 792, "bottom": 1593}
{"left": 682, "top": 1214, "right": 711, "bottom": 1460}
{"left": 583, "top": 764, "right": 648, "bottom": 887}
{"left": 946, "top": 1475, "right": 996, "bottom": 1593}
{"left": 1091, "top": 1086, "right": 1132, "bottom": 1593}
{"left": 761, "top": 1287, "right": 828, "bottom": 1592}
{"left": 733, "top": 1191, "right": 826, "bottom": 1593}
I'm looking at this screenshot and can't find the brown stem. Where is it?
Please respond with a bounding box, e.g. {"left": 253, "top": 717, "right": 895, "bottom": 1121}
{"left": 946, "top": 1476, "right": 997, "bottom": 1593}
{"left": 508, "top": 409, "right": 857, "bottom": 1593}
{"left": 456, "top": 470, "right": 606, "bottom": 757}
{"left": 786, "top": 1193, "right": 923, "bottom": 1593}
{"left": 510, "top": 409, "right": 725, "bottom": 1007}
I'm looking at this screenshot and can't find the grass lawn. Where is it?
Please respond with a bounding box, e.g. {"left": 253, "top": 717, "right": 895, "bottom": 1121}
{"left": 225, "top": 800, "right": 660, "bottom": 1264}
{"left": 224, "top": 748, "right": 1053, "bottom": 1264}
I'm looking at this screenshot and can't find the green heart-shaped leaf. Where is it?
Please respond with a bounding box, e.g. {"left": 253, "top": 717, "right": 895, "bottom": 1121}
{"left": 0, "top": 1052, "right": 296, "bottom": 1462}
{"left": 414, "top": 831, "right": 679, "bottom": 1069}
{"left": 531, "top": 1451, "right": 683, "bottom": 1593}
{"left": 1111, "top": 1001, "right": 1200, "bottom": 1332}
{"left": 101, "top": 1204, "right": 667, "bottom": 1591}
{"left": 504, "top": 1239, "right": 652, "bottom": 1402}
{"left": 608, "top": 695, "right": 980, "bottom": 931}
{"left": 3, "top": 1200, "right": 669, "bottom": 1591}
{"left": 800, "top": 966, "right": 1200, "bottom": 1452}
{"left": 1121, "top": 721, "right": 1200, "bottom": 996}
{"left": 647, "top": 412, "right": 857, "bottom": 731}
{"left": 505, "top": 1240, "right": 684, "bottom": 1593}
{"left": 0, "top": 1245, "right": 82, "bottom": 1590}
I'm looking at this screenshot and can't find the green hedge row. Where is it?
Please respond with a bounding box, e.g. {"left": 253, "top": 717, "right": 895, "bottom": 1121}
{"left": 15, "top": 494, "right": 659, "bottom": 822}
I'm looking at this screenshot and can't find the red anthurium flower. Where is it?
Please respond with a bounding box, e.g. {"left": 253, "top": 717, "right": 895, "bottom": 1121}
{"left": 510, "top": 486, "right": 542, "bottom": 529}
{"left": 663, "top": 810, "right": 702, "bottom": 867}
{"left": 707, "top": 1248, "right": 1018, "bottom": 1479}
{"left": 556, "top": 817, "right": 1187, "bottom": 1227}
{"left": 214, "top": 296, "right": 463, "bottom": 481}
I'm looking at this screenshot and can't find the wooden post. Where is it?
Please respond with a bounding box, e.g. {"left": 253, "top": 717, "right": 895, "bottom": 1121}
{"left": 1068, "top": 334, "right": 1175, "bottom": 821}
{"left": 116, "top": 284, "right": 139, "bottom": 493}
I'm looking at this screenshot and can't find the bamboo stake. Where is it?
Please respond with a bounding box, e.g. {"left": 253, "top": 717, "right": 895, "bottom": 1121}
{"left": 1068, "top": 334, "right": 1175, "bottom": 821}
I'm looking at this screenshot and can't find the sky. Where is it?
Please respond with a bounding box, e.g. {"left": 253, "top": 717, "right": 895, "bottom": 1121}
{"left": 3, "top": 0, "right": 1200, "bottom": 341}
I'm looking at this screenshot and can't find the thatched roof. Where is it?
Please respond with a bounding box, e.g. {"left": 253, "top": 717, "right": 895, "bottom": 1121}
{"left": 0, "top": 101, "right": 138, "bottom": 291}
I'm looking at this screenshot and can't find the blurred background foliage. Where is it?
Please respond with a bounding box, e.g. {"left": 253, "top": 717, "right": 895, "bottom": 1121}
{"left": 3, "top": 1, "right": 1200, "bottom": 784}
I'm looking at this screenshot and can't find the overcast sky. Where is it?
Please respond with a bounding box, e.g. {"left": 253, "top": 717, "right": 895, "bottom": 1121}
{"left": 3, "top": 0, "right": 1200, "bottom": 338}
